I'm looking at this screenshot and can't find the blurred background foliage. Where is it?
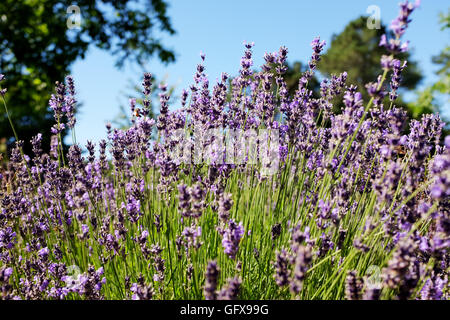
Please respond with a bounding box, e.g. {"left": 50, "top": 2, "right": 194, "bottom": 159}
{"left": 408, "top": 12, "right": 449, "bottom": 125}
{"left": 0, "top": 0, "right": 176, "bottom": 157}
{"left": 282, "top": 16, "right": 422, "bottom": 113}
{"left": 281, "top": 13, "right": 449, "bottom": 136}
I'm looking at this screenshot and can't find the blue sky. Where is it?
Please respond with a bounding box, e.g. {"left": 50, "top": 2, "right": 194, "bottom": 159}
{"left": 70, "top": 0, "right": 449, "bottom": 147}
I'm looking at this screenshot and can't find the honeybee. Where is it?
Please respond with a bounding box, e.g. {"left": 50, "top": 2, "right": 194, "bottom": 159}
{"left": 394, "top": 145, "right": 407, "bottom": 157}
{"left": 134, "top": 107, "right": 141, "bottom": 118}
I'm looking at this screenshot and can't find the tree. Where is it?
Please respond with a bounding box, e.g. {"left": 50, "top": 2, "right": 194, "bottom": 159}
{"left": 281, "top": 16, "right": 423, "bottom": 118}
{"left": 319, "top": 16, "right": 423, "bottom": 106}
{"left": 0, "top": 0, "right": 176, "bottom": 155}
{"left": 408, "top": 11, "right": 450, "bottom": 136}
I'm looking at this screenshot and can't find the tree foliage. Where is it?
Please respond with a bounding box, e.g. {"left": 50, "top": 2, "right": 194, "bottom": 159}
{"left": 319, "top": 16, "right": 422, "bottom": 101}
{"left": 283, "top": 16, "right": 423, "bottom": 117}
{"left": 408, "top": 11, "right": 450, "bottom": 135}
{"left": 0, "top": 0, "right": 176, "bottom": 155}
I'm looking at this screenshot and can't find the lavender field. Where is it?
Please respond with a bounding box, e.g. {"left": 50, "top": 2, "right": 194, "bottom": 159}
{"left": 0, "top": 1, "right": 448, "bottom": 300}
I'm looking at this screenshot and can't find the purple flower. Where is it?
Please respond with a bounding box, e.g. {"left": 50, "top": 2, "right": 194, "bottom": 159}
{"left": 80, "top": 224, "right": 89, "bottom": 239}
{"left": 309, "top": 37, "right": 326, "bottom": 70}
{"left": 204, "top": 261, "right": 220, "bottom": 300}
{"left": 218, "top": 193, "right": 233, "bottom": 222}
{"left": 123, "top": 197, "right": 141, "bottom": 223}
{"left": 1, "top": 267, "right": 13, "bottom": 282}
{"left": 379, "top": 1, "right": 419, "bottom": 53}
{"left": 38, "top": 247, "right": 50, "bottom": 260}
{"left": 345, "top": 271, "right": 363, "bottom": 300}
{"left": 221, "top": 220, "right": 245, "bottom": 259}
{"left": 291, "top": 245, "right": 313, "bottom": 294}
{"left": 218, "top": 277, "right": 241, "bottom": 300}
{"left": 445, "top": 136, "right": 450, "bottom": 149}
{"left": 274, "top": 249, "right": 290, "bottom": 287}
{"left": 181, "top": 224, "right": 203, "bottom": 250}
{"left": 130, "top": 276, "right": 154, "bottom": 300}
{"left": 0, "top": 227, "right": 17, "bottom": 249}
{"left": 142, "top": 72, "right": 153, "bottom": 96}
{"left": 420, "top": 275, "right": 447, "bottom": 300}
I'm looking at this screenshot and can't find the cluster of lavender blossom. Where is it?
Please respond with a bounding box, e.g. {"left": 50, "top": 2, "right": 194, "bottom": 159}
{"left": 0, "top": 0, "right": 448, "bottom": 300}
